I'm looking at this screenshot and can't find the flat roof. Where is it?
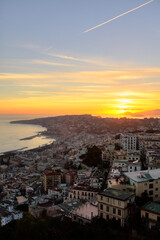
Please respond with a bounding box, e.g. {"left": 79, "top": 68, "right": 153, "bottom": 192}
{"left": 71, "top": 202, "right": 98, "bottom": 220}
{"left": 141, "top": 202, "right": 160, "bottom": 215}
{"left": 124, "top": 169, "right": 160, "bottom": 183}
{"left": 16, "top": 196, "right": 28, "bottom": 204}
{"left": 99, "top": 188, "right": 134, "bottom": 201}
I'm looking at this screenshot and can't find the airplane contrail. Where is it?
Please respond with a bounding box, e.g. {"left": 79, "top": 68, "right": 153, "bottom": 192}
{"left": 84, "top": 0, "right": 154, "bottom": 33}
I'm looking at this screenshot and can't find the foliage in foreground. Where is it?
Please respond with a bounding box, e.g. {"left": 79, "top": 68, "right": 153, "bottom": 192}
{"left": 0, "top": 213, "right": 160, "bottom": 240}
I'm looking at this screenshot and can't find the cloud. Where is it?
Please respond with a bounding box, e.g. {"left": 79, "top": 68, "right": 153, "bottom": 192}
{"left": 0, "top": 67, "right": 160, "bottom": 84}
{"left": 46, "top": 52, "right": 119, "bottom": 67}
{"left": 84, "top": 0, "right": 154, "bottom": 33}
{"left": 32, "top": 60, "right": 78, "bottom": 67}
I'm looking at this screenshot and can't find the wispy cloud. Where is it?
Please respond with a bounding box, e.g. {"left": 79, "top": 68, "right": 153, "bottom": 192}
{"left": 32, "top": 60, "right": 78, "bottom": 67}
{"left": 84, "top": 0, "right": 154, "bottom": 33}
{"left": 21, "top": 43, "right": 137, "bottom": 69}
{"left": 46, "top": 52, "right": 118, "bottom": 67}
{"left": 0, "top": 67, "right": 160, "bottom": 83}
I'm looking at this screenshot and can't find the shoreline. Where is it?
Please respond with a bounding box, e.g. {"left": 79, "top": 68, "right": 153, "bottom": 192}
{"left": 0, "top": 140, "right": 55, "bottom": 158}
{"left": 0, "top": 119, "right": 58, "bottom": 157}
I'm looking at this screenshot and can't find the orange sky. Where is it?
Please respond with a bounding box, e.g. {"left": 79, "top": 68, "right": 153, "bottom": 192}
{"left": 0, "top": 67, "right": 160, "bottom": 117}
{"left": 1, "top": 0, "right": 160, "bottom": 118}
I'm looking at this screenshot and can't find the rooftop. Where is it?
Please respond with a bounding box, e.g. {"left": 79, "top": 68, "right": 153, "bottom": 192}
{"left": 124, "top": 169, "right": 160, "bottom": 183}
{"left": 99, "top": 188, "right": 134, "bottom": 201}
{"left": 58, "top": 200, "right": 82, "bottom": 214}
{"left": 71, "top": 202, "right": 98, "bottom": 220}
{"left": 141, "top": 202, "right": 160, "bottom": 215}
{"left": 44, "top": 169, "right": 61, "bottom": 176}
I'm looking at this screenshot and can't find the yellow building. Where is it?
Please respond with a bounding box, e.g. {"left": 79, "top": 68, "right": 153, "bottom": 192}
{"left": 44, "top": 169, "right": 61, "bottom": 192}
{"left": 98, "top": 188, "right": 135, "bottom": 226}
{"left": 124, "top": 169, "right": 160, "bottom": 201}
{"left": 141, "top": 202, "right": 160, "bottom": 228}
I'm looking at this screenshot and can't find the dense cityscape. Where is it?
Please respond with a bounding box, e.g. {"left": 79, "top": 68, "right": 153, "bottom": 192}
{"left": 0, "top": 115, "right": 160, "bottom": 239}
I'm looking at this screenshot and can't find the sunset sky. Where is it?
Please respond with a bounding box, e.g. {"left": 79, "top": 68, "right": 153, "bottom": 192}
{"left": 0, "top": 0, "right": 160, "bottom": 117}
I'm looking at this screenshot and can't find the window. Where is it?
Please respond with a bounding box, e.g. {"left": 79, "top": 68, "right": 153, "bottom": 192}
{"left": 113, "top": 208, "right": 116, "bottom": 214}
{"left": 155, "top": 188, "right": 158, "bottom": 191}
{"left": 100, "top": 195, "right": 103, "bottom": 200}
{"left": 106, "top": 197, "right": 109, "bottom": 203}
{"left": 149, "top": 190, "right": 153, "bottom": 195}
{"left": 113, "top": 199, "right": 116, "bottom": 204}
{"left": 149, "top": 184, "right": 153, "bottom": 189}
{"left": 155, "top": 194, "right": 158, "bottom": 198}
{"left": 144, "top": 183, "right": 147, "bottom": 187}
{"left": 106, "top": 206, "right": 109, "bottom": 212}
{"left": 155, "top": 181, "right": 158, "bottom": 184}
{"left": 100, "top": 204, "right": 103, "bottom": 210}
{"left": 118, "top": 210, "right": 121, "bottom": 216}
{"left": 118, "top": 200, "right": 121, "bottom": 206}
{"left": 145, "top": 212, "right": 149, "bottom": 219}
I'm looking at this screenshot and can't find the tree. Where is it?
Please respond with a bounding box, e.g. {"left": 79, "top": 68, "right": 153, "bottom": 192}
{"left": 82, "top": 146, "right": 102, "bottom": 167}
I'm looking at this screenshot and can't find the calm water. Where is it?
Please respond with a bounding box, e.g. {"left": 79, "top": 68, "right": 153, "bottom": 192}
{"left": 0, "top": 114, "right": 56, "bottom": 154}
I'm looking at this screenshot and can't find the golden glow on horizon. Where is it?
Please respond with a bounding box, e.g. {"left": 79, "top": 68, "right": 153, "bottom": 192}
{"left": 0, "top": 66, "right": 160, "bottom": 117}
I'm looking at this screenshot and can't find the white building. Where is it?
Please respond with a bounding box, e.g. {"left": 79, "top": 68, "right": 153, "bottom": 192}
{"left": 120, "top": 134, "right": 137, "bottom": 152}
{"left": 127, "top": 160, "right": 141, "bottom": 172}
{"left": 12, "top": 210, "right": 23, "bottom": 220}
{"left": 0, "top": 207, "right": 12, "bottom": 226}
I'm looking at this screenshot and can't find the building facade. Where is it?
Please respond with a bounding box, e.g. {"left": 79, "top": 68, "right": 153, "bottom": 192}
{"left": 124, "top": 169, "right": 160, "bottom": 201}
{"left": 68, "top": 185, "right": 98, "bottom": 201}
{"left": 120, "top": 134, "right": 137, "bottom": 152}
{"left": 98, "top": 188, "right": 135, "bottom": 226}
{"left": 44, "top": 169, "right": 62, "bottom": 192}
{"left": 141, "top": 201, "right": 160, "bottom": 228}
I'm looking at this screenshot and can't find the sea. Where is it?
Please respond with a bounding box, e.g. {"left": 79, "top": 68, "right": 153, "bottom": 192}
{"left": 0, "top": 114, "right": 57, "bottom": 155}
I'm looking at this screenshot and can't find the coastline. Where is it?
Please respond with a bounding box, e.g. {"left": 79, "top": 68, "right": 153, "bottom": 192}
{"left": 10, "top": 117, "right": 61, "bottom": 141}
{"left": 0, "top": 118, "right": 57, "bottom": 156}
{"left": 0, "top": 140, "right": 55, "bottom": 158}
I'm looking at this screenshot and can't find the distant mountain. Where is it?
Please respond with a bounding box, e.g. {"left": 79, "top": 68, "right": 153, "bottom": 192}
{"left": 123, "top": 109, "right": 160, "bottom": 118}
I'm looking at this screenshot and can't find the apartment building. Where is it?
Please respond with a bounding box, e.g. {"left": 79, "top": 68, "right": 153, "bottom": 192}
{"left": 68, "top": 183, "right": 98, "bottom": 201}
{"left": 143, "top": 139, "right": 160, "bottom": 150}
{"left": 120, "top": 134, "right": 137, "bottom": 152}
{"left": 127, "top": 151, "right": 140, "bottom": 162}
{"left": 65, "top": 171, "right": 77, "bottom": 185}
{"left": 141, "top": 201, "right": 160, "bottom": 228}
{"left": 138, "top": 136, "right": 160, "bottom": 152}
{"left": 98, "top": 188, "right": 135, "bottom": 226}
{"left": 124, "top": 169, "right": 160, "bottom": 201}
{"left": 127, "top": 161, "right": 141, "bottom": 172}
{"left": 145, "top": 147, "right": 160, "bottom": 169}
{"left": 44, "top": 169, "right": 62, "bottom": 192}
